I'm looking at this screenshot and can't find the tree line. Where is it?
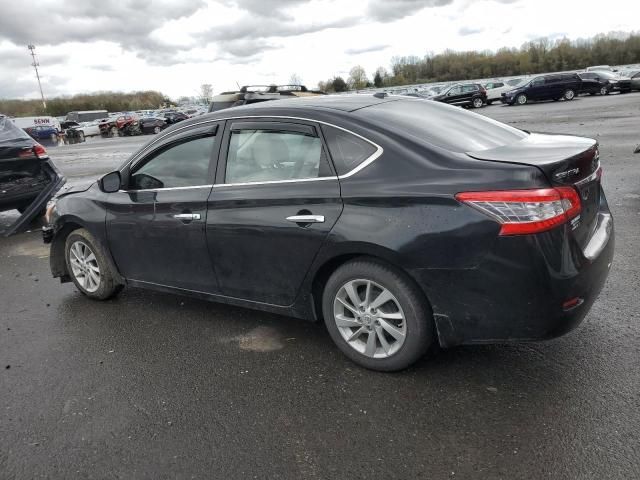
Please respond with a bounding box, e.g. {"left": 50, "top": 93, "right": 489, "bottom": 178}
{"left": 319, "top": 32, "right": 640, "bottom": 92}
{"left": 0, "top": 91, "right": 171, "bottom": 118}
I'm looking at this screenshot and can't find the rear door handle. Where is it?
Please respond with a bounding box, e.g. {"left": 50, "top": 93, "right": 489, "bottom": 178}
{"left": 173, "top": 213, "right": 201, "bottom": 220}
{"left": 286, "top": 215, "right": 325, "bottom": 224}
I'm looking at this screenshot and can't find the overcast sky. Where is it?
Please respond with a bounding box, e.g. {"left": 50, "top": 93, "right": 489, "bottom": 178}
{"left": 0, "top": 0, "right": 636, "bottom": 100}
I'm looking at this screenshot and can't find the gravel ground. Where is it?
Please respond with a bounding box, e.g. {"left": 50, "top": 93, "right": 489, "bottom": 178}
{"left": 1, "top": 93, "right": 639, "bottom": 479}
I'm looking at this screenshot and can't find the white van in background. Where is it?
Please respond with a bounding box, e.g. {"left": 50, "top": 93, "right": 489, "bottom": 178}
{"left": 10, "top": 116, "right": 62, "bottom": 132}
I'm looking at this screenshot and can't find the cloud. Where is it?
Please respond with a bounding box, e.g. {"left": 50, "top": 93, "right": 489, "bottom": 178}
{"left": 0, "top": 45, "right": 69, "bottom": 70}
{"left": 220, "top": 0, "right": 309, "bottom": 16}
{"left": 345, "top": 44, "right": 390, "bottom": 55}
{"left": 0, "top": 0, "right": 206, "bottom": 61}
{"left": 366, "top": 0, "right": 453, "bottom": 22}
{"left": 458, "top": 26, "right": 484, "bottom": 36}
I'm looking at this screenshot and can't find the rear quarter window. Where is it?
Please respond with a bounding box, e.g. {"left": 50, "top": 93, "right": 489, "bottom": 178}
{"left": 321, "top": 125, "right": 377, "bottom": 176}
{"left": 355, "top": 99, "right": 527, "bottom": 154}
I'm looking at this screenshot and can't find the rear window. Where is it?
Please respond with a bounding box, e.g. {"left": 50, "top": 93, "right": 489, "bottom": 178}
{"left": 321, "top": 125, "right": 377, "bottom": 175}
{"left": 355, "top": 100, "right": 527, "bottom": 154}
{"left": 0, "top": 116, "right": 31, "bottom": 144}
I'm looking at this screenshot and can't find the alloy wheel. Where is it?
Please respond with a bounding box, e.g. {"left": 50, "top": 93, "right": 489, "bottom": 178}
{"left": 600, "top": 86, "right": 608, "bottom": 95}
{"left": 69, "top": 241, "right": 101, "bottom": 293}
{"left": 333, "top": 279, "right": 407, "bottom": 358}
{"left": 473, "top": 98, "right": 483, "bottom": 108}
{"left": 154, "top": 126, "right": 161, "bottom": 134}
{"left": 517, "top": 94, "right": 527, "bottom": 105}
{"left": 564, "top": 89, "right": 575, "bottom": 100}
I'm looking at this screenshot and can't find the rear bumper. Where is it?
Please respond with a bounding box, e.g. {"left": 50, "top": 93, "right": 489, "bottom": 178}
{"left": 412, "top": 199, "right": 614, "bottom": 348}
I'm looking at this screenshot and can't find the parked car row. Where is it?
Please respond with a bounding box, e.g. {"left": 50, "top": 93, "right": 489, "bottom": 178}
{"left": 428, "top": 68, "right": 640, "bottom": 109}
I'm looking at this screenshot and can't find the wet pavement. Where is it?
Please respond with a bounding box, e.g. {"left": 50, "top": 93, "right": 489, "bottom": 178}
{"left": 1, "top": 94, "right": 640, "bottom": 479}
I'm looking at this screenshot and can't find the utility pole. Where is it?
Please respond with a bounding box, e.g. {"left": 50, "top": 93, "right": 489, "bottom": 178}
{"left": 27, "top": 44, "right": 47, "bottom": 111}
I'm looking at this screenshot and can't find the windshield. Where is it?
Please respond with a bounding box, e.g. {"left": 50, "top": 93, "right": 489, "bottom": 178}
{"left": 596, "top": 71, "right": 618, "bottom": 79}
{"left": 0, "top": 116, "right": 32, "bottom": 144}
{"left": 509, "top": 78, "right": 530, "bottom": 88}
{"left": 209, "top": 101, "right": 237, "bottom": 112}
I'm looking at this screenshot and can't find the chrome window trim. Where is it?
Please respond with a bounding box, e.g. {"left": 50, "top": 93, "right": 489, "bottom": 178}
{"left": 212, "top": 177, "right": 338, "bottom": 188}
{"left": 123, "top": 115, "right": 384, "bottom": 186}
{"left": 119, "top": 184, "right": 213, "bottom": 193}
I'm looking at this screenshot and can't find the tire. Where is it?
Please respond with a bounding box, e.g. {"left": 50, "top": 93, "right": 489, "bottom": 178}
{"left": 153, "top": 126, "right": 161, "bottom": 134}
{"left": 65, "top": 228, "right": 123, "bottom": 300}
{"left": 322, "top": 259, "right": 435, "bottom": 371}
{"left": 515, "top": 93, "right": 527, "bottom": 105}
{"left": 600, "top": 86, "right": 608, "bottom": 96}
{"left": 486, "top": 99, "right": 493, "bottom": 105}
{"left": 110, "top": 126, "right": 118, "bottom": 138}
{"left": 77, "top": 131, "right": 85, "bottom": 142}
{"left": 472, "top": 97, "right": 484, "bottom": 108}
{"left": 563, "top": 89, "right": 575, "bottom": 101}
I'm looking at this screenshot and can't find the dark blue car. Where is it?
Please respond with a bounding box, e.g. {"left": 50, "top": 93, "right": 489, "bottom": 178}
{"left": 24, "top": 125, "right": 59, "bottom": 145}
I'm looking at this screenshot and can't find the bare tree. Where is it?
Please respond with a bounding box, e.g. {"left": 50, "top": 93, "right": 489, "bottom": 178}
{"left": 200, "top": 84, "right": 213, "bottom": 103}
{"left": 348, "top": 65, "right": 368, "bottom": 90}
{"left": 288, "top": 73, "right": 303, "bottom": 85}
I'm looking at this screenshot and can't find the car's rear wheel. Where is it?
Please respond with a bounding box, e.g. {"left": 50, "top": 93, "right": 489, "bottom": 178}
{"left": 600, "top": 86, "right": 608, "bottom": 95}
{"left": 65, "top": 228, "right": 122, "bottom": 300}
{"left": 153, "top": 126, "right": 161, "bottom": 134}
{"left": 516, "top": 93, "right": 527, "bottom": 105}
{"left": 322, "top": 259, "right": 435, "bottom": 371}
{"left": 77, "top": 131, "right": 85, "bottom": 142}
{"left": 472, "top": 97, "right": 484, "bottom": 108}
{"left": 563, "top": 89, "right": 576, "bottom": 100}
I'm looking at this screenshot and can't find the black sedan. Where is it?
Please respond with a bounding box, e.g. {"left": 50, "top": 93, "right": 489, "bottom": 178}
{"left": 139, "top": 117, "right": 168, "bottom": 134}
{"left": 42, "top": 95, "right": 614, "bottom": 371}
{"left": 579, "top": 71, "right": 632, "bottom": 95}
{"left": 0, "top": 115, "right": 65, "bottom": 236}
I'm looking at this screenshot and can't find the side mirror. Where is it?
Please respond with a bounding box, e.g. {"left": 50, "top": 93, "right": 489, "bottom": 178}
{"left": 99, "top": 171, "right": 122, "bottom": 193}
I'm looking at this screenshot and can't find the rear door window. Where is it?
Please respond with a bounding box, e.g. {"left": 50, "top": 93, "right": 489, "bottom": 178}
{"left": 225, "top": 126, "right": 332, "bottom": 184}
{"left": 321, "top": 125, "right": 378, "bottom": 176}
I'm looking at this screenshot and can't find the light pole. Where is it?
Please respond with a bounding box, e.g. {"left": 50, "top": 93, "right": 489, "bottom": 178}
{"left": 27, "top": 44, "right": 47, "bottom": 111}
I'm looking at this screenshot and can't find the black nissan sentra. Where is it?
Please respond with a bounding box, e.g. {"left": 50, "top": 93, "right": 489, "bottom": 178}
{"left": 43, "top": 95, "right": 614, "bottom": 371}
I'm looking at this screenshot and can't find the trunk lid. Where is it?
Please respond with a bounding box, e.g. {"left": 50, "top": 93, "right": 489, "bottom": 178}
{"left": 466, "top": 133, "right": 601, "bottom": 247}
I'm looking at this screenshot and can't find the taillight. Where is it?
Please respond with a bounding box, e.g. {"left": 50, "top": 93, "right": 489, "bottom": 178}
{"left": 33, "top": 144, "right": 48, "bottom": 158}
{"left": 455, "top": 187, "right": 581, "bottom": 235}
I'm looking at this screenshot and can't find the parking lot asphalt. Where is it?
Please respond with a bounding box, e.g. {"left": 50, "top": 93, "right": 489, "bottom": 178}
{"left": 1, "top": 94, "right": 639, "bottom": 479}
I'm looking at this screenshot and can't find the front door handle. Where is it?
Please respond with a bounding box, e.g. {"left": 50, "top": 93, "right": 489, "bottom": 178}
{"left": 173, "top": 213, "right": 201, "bottom": 220}
{"left": 286, "top": 215, "right": 325, "bottom": 224}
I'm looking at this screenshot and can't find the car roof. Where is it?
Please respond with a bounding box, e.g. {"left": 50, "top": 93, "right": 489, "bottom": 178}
{"left": 208, "top": 94, "right": 400, "bottom": 114}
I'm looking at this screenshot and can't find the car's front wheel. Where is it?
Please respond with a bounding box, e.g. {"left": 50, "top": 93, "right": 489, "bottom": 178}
{"left": 516, "top": 93, "right": 527, "bottom": 105}
{"left": 65, "top": 228, "right": 122, "bottom": 300}
{"left": 322, "top": 259, "right": 435, "bottom": 371}
{"left": 153, "top": 126, "right": 161, "bottom": 134}
{"left": 600, "top": 86, "right": 608, "bottom": 95}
